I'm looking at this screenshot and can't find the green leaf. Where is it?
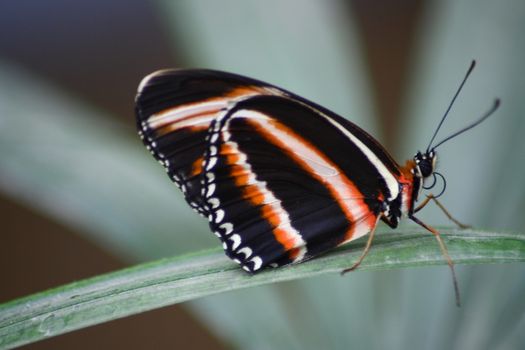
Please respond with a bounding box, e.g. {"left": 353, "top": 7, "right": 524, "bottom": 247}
{"left": 0, "top": 229, "right": 523, "bottom": 349}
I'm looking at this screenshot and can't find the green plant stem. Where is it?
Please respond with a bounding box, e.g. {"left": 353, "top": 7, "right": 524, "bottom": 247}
{"left": 0, "top": 229, "right": 524, "bottom": 349}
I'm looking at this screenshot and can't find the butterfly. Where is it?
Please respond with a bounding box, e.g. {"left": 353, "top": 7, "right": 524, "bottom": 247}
{"left": 135, "top": 61, "right": 498, "bottom": 304}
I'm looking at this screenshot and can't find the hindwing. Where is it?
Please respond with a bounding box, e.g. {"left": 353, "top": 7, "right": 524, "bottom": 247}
{"left": 201, "top": 95, "right": 387, "bottom": 272}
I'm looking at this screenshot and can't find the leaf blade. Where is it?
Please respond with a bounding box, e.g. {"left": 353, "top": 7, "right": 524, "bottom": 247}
{"left": 0, "top": 229, "right": 523, "bottom": 349}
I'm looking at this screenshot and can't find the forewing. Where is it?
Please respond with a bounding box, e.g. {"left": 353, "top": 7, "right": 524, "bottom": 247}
{"left": 135, "top": 69, "right": 285, "bottom": 215}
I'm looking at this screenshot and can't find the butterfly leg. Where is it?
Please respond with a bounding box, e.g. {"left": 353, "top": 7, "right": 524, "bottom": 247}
{"left": 409, "top": 214, "right": 461, "bottom": 307}
{"left": 340, "top": 221, "right": 379, "bottom": 275}
{"left": 414, "top": 194, "right": 470, "bottom": 229}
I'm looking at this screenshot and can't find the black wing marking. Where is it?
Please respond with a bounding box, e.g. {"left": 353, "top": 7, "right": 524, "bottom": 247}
{"left": 201, "top": 96, "right": 383, "bottom": 272}
{"left": 135, "top": 69, "right": 286, "bottom": 215}
{"left": 136, "top": 70, "right": 402, "bottom": 273}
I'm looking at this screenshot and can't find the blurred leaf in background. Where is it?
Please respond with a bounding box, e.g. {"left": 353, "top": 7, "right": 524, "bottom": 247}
{"left": 1, "top": 0, "right": 524, "bottom": 349}
{"left": 0, "top": 64, "right": 213, "bottom": 261}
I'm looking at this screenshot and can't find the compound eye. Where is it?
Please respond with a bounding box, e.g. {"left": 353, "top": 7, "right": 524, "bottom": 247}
{"left": 419, "top": 159, "right": 433, "bottom": 178}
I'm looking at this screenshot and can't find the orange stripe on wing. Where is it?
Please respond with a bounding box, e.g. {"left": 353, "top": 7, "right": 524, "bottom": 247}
{"left": 154, "top": 113, "right": 214, "bottom": 137}
{"left": 220, "top": 140, "right": 305, "bottom": 259}
{"left": 190, "top": 156, "right": 204, "bottom": 177}
{"left": 225, "top": 85, "right": 274, "bottom": 98}
{"left": 148, "top": 85, "right": 282, "bottom": 132}
{"left": 148, "top": 99, "right": 224, "bottom": 130}
{"left": 221, "top": 142, "right": 240, "bottom": 164}
{"left": 245, "top": 116, "right": 377, "bottom": 242}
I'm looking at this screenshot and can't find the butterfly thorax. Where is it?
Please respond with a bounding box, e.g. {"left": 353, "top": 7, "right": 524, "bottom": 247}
{"left": 405, "top": 150, "right": 438, "bottom": 213}
{"left": 380, "top": 149, "right": 437, "bottom": 228}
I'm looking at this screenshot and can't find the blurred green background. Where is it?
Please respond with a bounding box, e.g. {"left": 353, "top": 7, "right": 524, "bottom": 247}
{"left": 1, "top": 0, "right": 524, "bottom": 349}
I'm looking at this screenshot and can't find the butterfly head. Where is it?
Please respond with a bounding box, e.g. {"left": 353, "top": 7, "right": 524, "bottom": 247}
{"left": 410, "top": 149, "right": 443, "bottom": 203}
{"left": 414, "top": 150, "right": 437, "bottom": 179}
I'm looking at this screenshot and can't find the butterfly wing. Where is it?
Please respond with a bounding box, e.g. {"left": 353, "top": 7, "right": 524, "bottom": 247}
{"left": 202, "top": 95, "right": 400, "bottom": 272}
{"left": 136, "top": 70, "right": 405, "bottom": 272}
{"left": 135, "top": 69, "right": 286, "bottom": 215}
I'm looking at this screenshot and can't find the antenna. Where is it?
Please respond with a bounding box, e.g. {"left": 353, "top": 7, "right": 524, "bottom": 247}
{"left": 426, "top": 60, "right": 476, "bottom": 152}
{"left": 432, "top": 99, "right": 500, "bottom": 149}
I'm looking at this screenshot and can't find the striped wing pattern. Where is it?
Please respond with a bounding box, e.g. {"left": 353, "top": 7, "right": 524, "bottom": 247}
{"left": 136, "top": 70, "right": 403, "bottom": 273}
{"left": 202, "top": 96, "right": 382, "bottom": 272}
{"left": 135, "top": 69, "right": 284, "bottom": 215}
